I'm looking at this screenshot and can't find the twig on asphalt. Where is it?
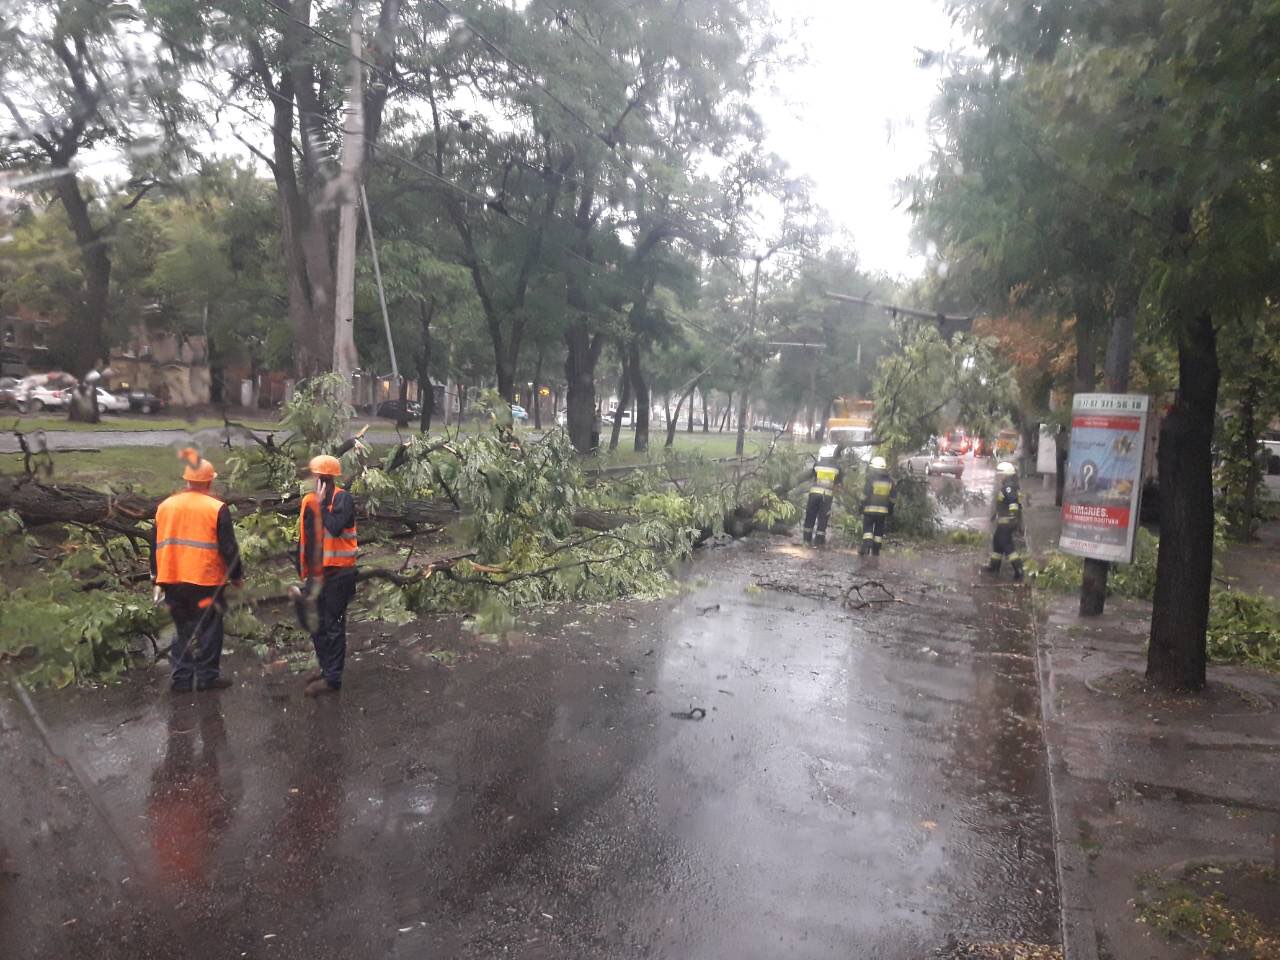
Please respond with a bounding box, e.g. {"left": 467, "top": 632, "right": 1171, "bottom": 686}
{"left": 842, "top": 579, "right": 905, "bottom": 610}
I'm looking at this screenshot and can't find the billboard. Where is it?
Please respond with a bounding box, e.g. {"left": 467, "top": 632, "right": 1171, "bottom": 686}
{"left": 1059, "top": 393, "right": 1151, "bottom": 563}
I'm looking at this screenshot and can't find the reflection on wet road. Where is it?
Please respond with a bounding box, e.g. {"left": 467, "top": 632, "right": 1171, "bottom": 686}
{"left": 0, "top": 540, "right": 1058, "bottom": 959}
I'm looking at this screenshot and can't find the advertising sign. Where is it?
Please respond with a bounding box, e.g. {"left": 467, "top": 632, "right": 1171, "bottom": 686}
{"left": 1059, "top": 393, "right": 1150, "bottom": 563}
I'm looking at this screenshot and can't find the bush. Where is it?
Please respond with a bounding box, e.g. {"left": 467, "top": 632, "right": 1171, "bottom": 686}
{"left": 1207, "top": 590, "right": 1280, "bottom": 669}
{"left": 1031, "top": 527, "right": 1159, "bottom": 600}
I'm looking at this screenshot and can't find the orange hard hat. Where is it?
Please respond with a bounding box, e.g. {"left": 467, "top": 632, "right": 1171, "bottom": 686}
{"left": 308, "top": 454, "right": 342, "bottom": 477}
{"left": 178, "top": 447, "right": 217, "bottom": 483}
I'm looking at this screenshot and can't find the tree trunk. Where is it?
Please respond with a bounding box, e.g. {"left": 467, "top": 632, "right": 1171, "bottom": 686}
{"left": 417, "top": 298, "right": 435, "bottom": 432}
{"left": 395, "top": 376, "right": 410, "bottom": 429}
{"left": 52, "top": 172, "right": 110, "bottom": 375}
{"left": 609, "top": 358, "right": 632, "bottom": 451}
{"left": 1238, "top": 388, "right": 1260, "bottom": 541}
{"left": 719, "top": 392, "right": 732, "bottom": 432}
{"left": 532, "top": 349, "right": 544, "bottom": 430}
{"left": 629, "top": 342, "right": 650, "bottom": 452}
{"left": 665, "top": 381, "right": 697, "bottom": 448}
{"left": 735, "top": 384, "right": 749, "bottom": 455}
{"left": 1147, "top": 312, "right": 1219, "bottom": 692}
{"left": 564, "top": 322, "right": 602, "bottom": 453}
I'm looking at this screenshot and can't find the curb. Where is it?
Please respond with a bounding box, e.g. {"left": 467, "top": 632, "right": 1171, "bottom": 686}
{"left": 1030, "top": 603, "right": 1101, "bottom": 960}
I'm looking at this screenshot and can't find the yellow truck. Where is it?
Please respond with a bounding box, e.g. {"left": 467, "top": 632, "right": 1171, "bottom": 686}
{"left": 826, "top": 398, "right": 875, "bottom": 462}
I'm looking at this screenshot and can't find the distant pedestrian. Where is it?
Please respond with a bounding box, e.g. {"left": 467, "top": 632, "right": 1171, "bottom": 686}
{"left": 988, "top": 461, "right": 1024, "bottom": 580}
{"left": 860, "top": 456, "right": 895, "bottom": 556}
{"left": 803, "top": 444, "right": 844, "bottom": 547}
{"left": 151, "top": 449, "right": 243, "bottom": 693}
{"left": 294, "top": 455, "right": 358, "bottom": 697}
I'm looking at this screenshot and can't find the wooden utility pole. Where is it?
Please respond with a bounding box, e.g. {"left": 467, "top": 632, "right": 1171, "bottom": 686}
{"left": 333, "top": 1, "right": 364, "bottom": 384}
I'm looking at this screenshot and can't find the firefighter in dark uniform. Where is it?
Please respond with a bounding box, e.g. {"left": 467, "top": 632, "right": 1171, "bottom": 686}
{"left": 151, "top": 448, "right": 243, "bottom": 693}
{"left": 295, "top": 454, "right": 358, "bottom": 697}
{"left": 803, "top": 443, "right": 843, "bottom": 546}
{"left": 989, "top": 460, "right": 1024, "bottom": 579}
{"left": 861, "top": 455, "right": 895, "bottom": 556}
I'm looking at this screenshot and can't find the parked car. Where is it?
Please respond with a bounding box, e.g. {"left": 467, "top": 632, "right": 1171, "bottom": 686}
{"left": 122, "top": 389, "right": 165, "bottom": 414}
{"left": 15, "top": 383, "right": 70, "bottom": 413}
{"left": 376, "top": 399, "right": 421, "bottom": 420}
{"left": 601, "top": 408, "right": 632, "bottom": 427}
{"left": 900, "top": 447, "right": 935, "bottom": 475}
{"left": 927, "top": 451, "right": 966, "bottom": 478}
{"left": 95, "top": 387, "right": 131, "bottom": 413}
{"left": 0, "top": 377, "right": 18, "bottom": 408}
{"left": 510, "top": 403, "right": 529, "bottom": 422}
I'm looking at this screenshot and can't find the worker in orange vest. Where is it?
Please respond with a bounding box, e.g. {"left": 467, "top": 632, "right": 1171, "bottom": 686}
{"left": 295, "top": 454, "right": 358, "bottom": 697}
{"left": 151, "top": 449, "right": 243, "bottom": 693}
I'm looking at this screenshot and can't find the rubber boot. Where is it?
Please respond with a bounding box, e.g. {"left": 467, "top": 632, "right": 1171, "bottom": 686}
{"left": 1012, "top": 560, "right": 1024, "bottom": 581}
{"left": 986, "top": 559, "right": 1001, "bottom": 575}
{"left": 859, "top": 540, "right": 870, "bottom": 557}
{"left": 803, "top": 529, "right": 813, "bottom": 545}
{"left": 872, "top": 542, "right": 882, "bottom": 556}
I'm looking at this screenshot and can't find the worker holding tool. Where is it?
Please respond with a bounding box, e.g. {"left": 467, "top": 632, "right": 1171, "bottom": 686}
{"left": 988, "top": 461, "right": 1024, "bottom": 580}
{"left": 860, "top": 455, "right": 895, "bottom": 556}
{"left": 294, "top": 455, "right": 358, "bottom": 697}
{"left": 151, "top": 449, "right": 243, "bottom": 693}
{"left": 803, "top": 443, "right": 844, "bottom": 547}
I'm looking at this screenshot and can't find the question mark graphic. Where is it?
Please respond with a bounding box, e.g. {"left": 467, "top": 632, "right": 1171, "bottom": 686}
{"left": 1081, "top": 461, "right": 1097, "bottom": 492}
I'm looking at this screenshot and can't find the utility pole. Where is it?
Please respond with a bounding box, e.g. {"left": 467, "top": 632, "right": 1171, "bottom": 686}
{"left": 735, "top": 254, "right": 763, "bottom": 456}
{"left": 1080, "top": 311, "right": 1136, "bottom": 616}
{"left": 332, "top": 1, "right": 364, "bottom": 386}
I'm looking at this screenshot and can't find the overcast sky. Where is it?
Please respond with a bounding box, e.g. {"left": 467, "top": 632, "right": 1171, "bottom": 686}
{"left": 760, "top": 0, "right": 963, "bottom": 280}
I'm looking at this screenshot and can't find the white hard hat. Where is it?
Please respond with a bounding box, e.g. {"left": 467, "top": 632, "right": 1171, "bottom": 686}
{"left": 997, "top": 461, "right": 1017, "bottom": 475}
{"left": 818, "top": 444, "right": 838, "bottom": 459}
{"left": 870, "top": 456, "right": 887, "bottom": 470}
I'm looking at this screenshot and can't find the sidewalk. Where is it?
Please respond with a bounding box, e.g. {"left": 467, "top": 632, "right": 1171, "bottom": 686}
{"left": 1021, "top": 495, "right": 1280, "bottom": 958}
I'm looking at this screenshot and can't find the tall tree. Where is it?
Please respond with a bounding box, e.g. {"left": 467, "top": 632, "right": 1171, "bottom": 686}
{"left": 0, "top": 0, "right": 182, "bottom": 373}
{"left": 938, "top": 0, "right": 1280, "bottom": 690}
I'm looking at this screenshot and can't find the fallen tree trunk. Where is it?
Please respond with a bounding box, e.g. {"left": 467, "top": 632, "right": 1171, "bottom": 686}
{"left": 0, "top": 477, "right": 458, "bottom": 530}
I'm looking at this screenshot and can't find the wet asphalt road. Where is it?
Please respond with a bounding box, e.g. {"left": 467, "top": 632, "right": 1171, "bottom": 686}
{"left": 1, "top": 534, "right": 1057, "bottom": 959}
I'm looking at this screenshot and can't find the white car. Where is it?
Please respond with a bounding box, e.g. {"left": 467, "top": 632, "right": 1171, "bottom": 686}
{"left": 15, "top": 384, "right": 69, "bottom": 413}
{"left": 602, "top": 408, "right": 633, "bottom": 427}
{"left": 96, "top": 388, "right": 131, "bottom": 413}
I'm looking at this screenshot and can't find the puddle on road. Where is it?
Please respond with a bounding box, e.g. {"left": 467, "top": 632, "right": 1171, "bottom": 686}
{"left": 2, "top": 537, "right": 1060, "bottom": 960}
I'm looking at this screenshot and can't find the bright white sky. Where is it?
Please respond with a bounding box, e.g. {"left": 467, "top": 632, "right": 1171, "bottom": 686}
{"left": 760, "top": 0, "right": 964, "bottom": 280}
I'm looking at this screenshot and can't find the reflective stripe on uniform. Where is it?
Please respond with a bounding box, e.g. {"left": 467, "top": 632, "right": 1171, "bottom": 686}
{"left": 864, "top": 505, "right": 890, "bottom": 514}
{"left": 155, "top": 490, "right": 228, "bottom": 587}
{"left": 300, "top": 490, "right": 358, "bottom": 577}
{"left": 156, "top": 537, "right": 220, "bottom": 550}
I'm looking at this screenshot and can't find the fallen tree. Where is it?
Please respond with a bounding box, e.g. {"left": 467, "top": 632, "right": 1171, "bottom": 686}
{"left": 1, "top": 380, "right": 810, "bottom": 687}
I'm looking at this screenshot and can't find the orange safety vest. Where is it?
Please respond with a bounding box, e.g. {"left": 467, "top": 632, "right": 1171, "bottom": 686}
{"left": 299, "top": 489, "right": 358, "bottom": 578}
{"left": 154, "top": 491, "right": 228, "bottom": 587}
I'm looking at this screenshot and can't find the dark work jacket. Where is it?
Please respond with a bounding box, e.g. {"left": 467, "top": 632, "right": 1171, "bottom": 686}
{"left": 863, "top": 469, "right": 895, "bottom": 514}
{"left": 297, "top": 489, "right": 357, "bottom": 578}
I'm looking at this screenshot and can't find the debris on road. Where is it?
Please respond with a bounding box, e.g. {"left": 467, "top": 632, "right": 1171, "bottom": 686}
{"left": 670, "top": 707, "right": 707, "bottom": 720}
